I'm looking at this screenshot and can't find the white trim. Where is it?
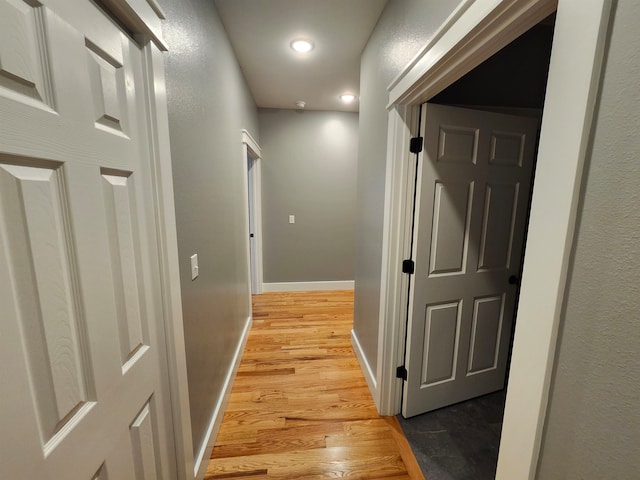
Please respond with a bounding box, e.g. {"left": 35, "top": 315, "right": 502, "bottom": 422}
{"left": 376, "top": 1, "right": 612, "bottom": 479}
{"left": 140, "top": 41, "right": 194, "bottom": 480}
{"left": 194, "top": 315, "right": 252, "bottom": 480}
{"left": 98, "top": 0, "right": 167, "bottom": 50}
{"left": 242, "top": 130, "right": 264, "bottom": 295}
{"left": 388, "top": 0, "right": 557, "bottom": 107}
{"left": 240, "top": 141, "right": 252, "bottom": 309}
{"left": 262, "top": 281, "right": 355, "bottom": 292}
{"left": 387, "top": 0, "right": 476, "bottom": 93}
{"left": 375, "top": 104, "right": 418, "bottom": 415}
{"left": 242, "top": 129, "right": 261, "bottom": 158}
{"left": 145, "top": 0, "right": 167, "bottom": 20}
{"left": 351, "top": 329, "right": 377, "bottom": 394}
{"left": 497, "top": 2, "right": 611, "bottom": 478}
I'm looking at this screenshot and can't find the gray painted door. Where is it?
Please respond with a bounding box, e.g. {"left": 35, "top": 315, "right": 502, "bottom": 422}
{"left": 402, "top": 104, "right": 538, "bottom": 417}
{"left": 0, "top": 1, "right": 176, "bottom": 478}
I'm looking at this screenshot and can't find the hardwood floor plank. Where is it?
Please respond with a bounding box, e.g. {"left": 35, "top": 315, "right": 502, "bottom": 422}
{"left": 208, "top": 291, "right": 424, "bottom": 479}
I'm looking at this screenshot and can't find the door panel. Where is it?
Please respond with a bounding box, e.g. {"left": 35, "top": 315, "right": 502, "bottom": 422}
{"left": 403, "top": 104, "right": 538, "bottom": 417}
{"left": 130, "top": 402, "right": 161, "bottom": 480}
{"left": 0, "top": 161, "right": 93, "bottom": 445}
{"left": 102, "top": 172, "right": 147, "bottom": 366}
{"left": 421, "top": 300, "right": 461, "bottom": 386}
{"left": 468, "top": 294, "right": 504, "bottom": 373}
{"left": 478, "top": 182, "right": 519, "bottom": 270}
{"left": 429, "top": 181, "right": 473, "bottom": 275}
{"left": 437, "top": 125, "right": 478, "bottom": 164}
{"left": 490, "top": 131, "right": 525, "bottom": 166}
{"left": 0, "top": 1, "right": 175, "bottom": 478}
{"left": 0, "top": 0, "right": 54, "bottom": 107}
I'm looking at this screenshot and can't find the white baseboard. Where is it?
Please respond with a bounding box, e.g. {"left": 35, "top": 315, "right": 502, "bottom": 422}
{"left": 193, "top": 315, "right": 252, "bottom": 480}
{"left": 351, "top": 329, "right": 378, "bottom": 395}
{"left": 262, "top": 280, "right": 354, "bottom": 292}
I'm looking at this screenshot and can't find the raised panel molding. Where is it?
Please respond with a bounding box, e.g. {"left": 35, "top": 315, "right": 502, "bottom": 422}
{"left": 86, "top": 39, "right": 127, "bottom": 135}
{"left": 130, "top": 401, "right": 161, "bottom": 480}
{"left": 490, "top": 131, "right": 525, "bottom": 166}
{"left": 101, "top": 171, "right": 147, "bottom": 370}
{"left": 478, "top": 183, "right": 519, "bottom": 271}
{"left": 0, "top": 160, "right": 94, "bottom": 445}
{"left": 0, "top": 0, "right": 54, "bottom": 107}
{"left": 468, "top": 295, "right": 505, "bottom": 374}
{"left": 437, "top": 125, "right": 478, "bottom": 164}
{"left": 429, "top": 181, "right": 473, "bottom": 275}
{"left": 421, "top": 301, "right": 461, "bottom": 386}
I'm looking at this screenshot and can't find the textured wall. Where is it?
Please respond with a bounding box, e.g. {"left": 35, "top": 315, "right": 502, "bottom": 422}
{"left": 159, "top": 0, "right": 258, "bottom": 457}
{"left": 537, "top": 2, "right": 640, "bottom": 478}
{"left": 354, "top": 0, "right": 460, "bottom": 376}
{"left": 258, "top": 109, "right": 358, "bottom": 283}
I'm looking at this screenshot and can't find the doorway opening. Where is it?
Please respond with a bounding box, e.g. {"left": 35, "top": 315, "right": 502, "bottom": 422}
{"left": 396, "top": 18, "right": 554, "bottom": 479}
{"left": 376, "top": 0, "right": 612, "bottom": 478}
{"left": 242, "top": 130, "right": 264, "bottom": 295}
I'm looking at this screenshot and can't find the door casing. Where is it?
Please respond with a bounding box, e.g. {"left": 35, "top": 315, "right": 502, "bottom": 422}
{"left": 242, "top": 129, "right": 264, "bottom": 296}
{"left": 373, "top": 0, "right": 613, "bottom": 479}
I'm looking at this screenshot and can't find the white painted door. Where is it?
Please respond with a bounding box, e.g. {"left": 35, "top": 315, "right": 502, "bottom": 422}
{"left": 402, "top": 104, "right": 539, "bottom": 417}
{"left": 0, "top": 1, "right": 176, "bottom": 478}
{"left": 247, "top": 154, "right": 257, "bottom": 294}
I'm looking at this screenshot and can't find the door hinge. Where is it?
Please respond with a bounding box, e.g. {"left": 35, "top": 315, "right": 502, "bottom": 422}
{"left": 409, "top": 136, "right": 423, "bottom": 154}
{"left": 396, "top": 365, "right": 407, "bottom": 381}
{"left": 402, "top": 259, "right": 415, "bottom": 275}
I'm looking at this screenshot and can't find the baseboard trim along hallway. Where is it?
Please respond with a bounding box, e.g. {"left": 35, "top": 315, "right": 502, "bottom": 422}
{"left": 262, "top": 280, "right": 355, "bottom": 292}
{"left": 194, "top": 315, "right": 253, "bottom": 478}
{"left": 351, "top": 328, "right": 378, "bottom": 394}
{"left": 206, "top": 290, "right": 424, "bottom": 479}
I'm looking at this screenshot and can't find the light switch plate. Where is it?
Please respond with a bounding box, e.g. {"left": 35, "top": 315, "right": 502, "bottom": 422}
{"left": 190, "top": 254, "right": 199, "bottom": 280}
{"left": 289, "top": 215, "right": 295, "bottom": 224}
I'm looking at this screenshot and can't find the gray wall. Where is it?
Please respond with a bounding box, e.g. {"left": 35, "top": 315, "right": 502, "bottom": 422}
{"left": 258, "top": 109, "right": 358, "bottom": 283}
{"left": 537, "top": 2, "right": 640, "bottom": 478}
{"left": 354, "top": 0, "right": 461, "bottom": 375}
{"left": 159, "top": 0, "right": 258, "bottom": 457}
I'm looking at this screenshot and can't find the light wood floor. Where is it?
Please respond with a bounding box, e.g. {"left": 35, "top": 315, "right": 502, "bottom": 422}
{"left": 205, "top": 290, "right": 424, "bottom": 480}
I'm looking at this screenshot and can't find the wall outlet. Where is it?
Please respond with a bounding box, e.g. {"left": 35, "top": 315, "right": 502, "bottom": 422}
{"left": 289, "top": 215, "right": 295, "bottom": 224}
{"left": 190, "top": 254, "right": 199, "bottom": 280}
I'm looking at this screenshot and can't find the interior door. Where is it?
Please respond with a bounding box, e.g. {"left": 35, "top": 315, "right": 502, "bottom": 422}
{"left": 247, "top": 154, "right": 257, "bottom": 293}
{"left": 402, "top": 104, "right": 539, "bottom": 417}
{"left": 0, "top": 1, "right": 176, "bottom": 478}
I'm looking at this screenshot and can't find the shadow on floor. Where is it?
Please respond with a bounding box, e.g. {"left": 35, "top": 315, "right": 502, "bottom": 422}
{"left": 397, "top": 390, "right": 506, "bottom": 480}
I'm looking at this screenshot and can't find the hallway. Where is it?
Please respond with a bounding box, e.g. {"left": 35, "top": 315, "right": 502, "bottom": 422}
{"left": 206, "top": 291, "right": 423, "bottom": 479}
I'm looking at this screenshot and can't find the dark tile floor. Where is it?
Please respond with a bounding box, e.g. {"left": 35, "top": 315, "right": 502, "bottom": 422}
{"left": 397, "top": 389, "right": 507, "bottom": 480}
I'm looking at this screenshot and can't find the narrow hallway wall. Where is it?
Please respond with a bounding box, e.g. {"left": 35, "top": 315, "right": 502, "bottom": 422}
{"left": 159, "top": 0, "right": 258, "bottom": 460}
{"left": 354, "top": 0, "right": 462, "bottom": 380}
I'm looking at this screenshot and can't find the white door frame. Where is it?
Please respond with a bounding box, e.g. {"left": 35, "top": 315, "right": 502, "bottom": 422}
{"left": 91, "top": 2, "right": 195, "bottom": 479}
{"left": 242, "top": 130, "right": 264, "bottom": 295}
{"left": 376, "top": 0, "right": 612, "bottom": 479}
{"left": 141, "top": 44, "right": 195, "bottom": 480}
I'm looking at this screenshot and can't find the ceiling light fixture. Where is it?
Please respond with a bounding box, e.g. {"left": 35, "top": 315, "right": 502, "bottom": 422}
{"left": 290, "top": 39, "right": 314, "bottom": 53}
{"left": 340, "top": 93, "right": 356, "bottom": 104}
{"left": 295, "top": 101, "right": 306, "bottom": 109}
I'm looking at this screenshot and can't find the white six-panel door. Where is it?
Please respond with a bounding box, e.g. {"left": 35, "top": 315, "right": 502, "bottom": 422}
{"left": 402, "top": 104, "right": 539, "bottom": 417}
{"left": 0, "top": 1, "right": 176, "bottom": 478}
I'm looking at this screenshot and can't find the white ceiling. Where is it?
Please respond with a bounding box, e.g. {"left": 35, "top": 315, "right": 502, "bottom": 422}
{"left": 213, "top": 0, "right": 388, "bottom": 112}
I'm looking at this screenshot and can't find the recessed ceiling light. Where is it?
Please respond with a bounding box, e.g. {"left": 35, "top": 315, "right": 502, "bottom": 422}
{"left": 290, "top": 39, "right": 314, "bottom": 53}
{"left": 340, "top": 93, "right": 356, "bottom": 104}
